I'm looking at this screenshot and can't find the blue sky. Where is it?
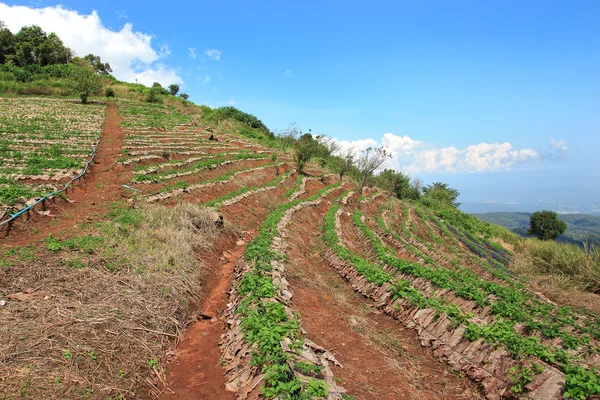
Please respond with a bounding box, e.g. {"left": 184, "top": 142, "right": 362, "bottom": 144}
{"left": 1, "top": 0, "right": 599, "bottom": 213}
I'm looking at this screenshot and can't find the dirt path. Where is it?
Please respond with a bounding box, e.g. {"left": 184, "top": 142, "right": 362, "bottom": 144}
{"left": 284, "top": 199, "right": 480, "bottom": 400}
{"left": 160, "top": 232, "right": 243, "bottom": 400}
{"left": 2, "top": 102, "right": 127, "bottom": 247}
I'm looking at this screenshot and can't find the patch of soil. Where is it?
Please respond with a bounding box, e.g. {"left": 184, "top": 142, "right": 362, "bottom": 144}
{"left": 284, "top": 198, "right": 481, "bottom": 400}
{"left": 2, "top": 102, "right": 127, "bottom": 246}
{"left": 161, "top": 231, "right": 242, "bottom": 400}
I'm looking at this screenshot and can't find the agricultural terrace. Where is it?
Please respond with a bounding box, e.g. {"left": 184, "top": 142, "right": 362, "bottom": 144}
{"left": 116, "top": 100, "right": 281, "bottom": 204}
{"left": 2, "top": 98, "right": 600, "bottom": 400}
{"left": 0, "top": 97, "right": 104, "bottom": 217}
{"left": 321, "top": 194, "right": 600, "bottom": 399}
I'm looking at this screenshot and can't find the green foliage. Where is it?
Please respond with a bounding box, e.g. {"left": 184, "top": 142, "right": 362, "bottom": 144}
{"left": 2, "top": 25, "right": 72, "bottom": 67}
{"left": 420, "top": 182, "right": 460, "bottom": 209}
{"left": 201, "top": 106, "right": 271, "bottom": 136}
{"left": 69, "top": 67, "right": 102, "bottom": 104}
{"left": 104, "top": 87, "right": 115, "bottom": 98}
{"left": 293, "top": 132, "right": 326, "bottom": 174}
{"left": 475, "top": 211, "right": 600, "bottom": 248}
{"left": 509, "top": 363, "right": 544, "bottom": 393}
{"left": 373, "top": 169, "right": 420, "bottom": 199}
{"left": 81, "top": 54, "right": 112, "bottom": 75}
{"left": 528, "top": 210, "right": 568, "bottom": 241}
{"left": 168, "top": 84, "right": 179, "bottom": 96}
{"left": 179, "top": 93, "right": 189, "bottom": 100}
{"left": 234, "top": 183, "right": 340, "bottom": 398}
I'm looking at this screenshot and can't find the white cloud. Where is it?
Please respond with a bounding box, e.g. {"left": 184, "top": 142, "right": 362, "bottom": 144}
{"left": 285, "top": 69, "right": 294, "bottom": 76}
{"left": 227, "top": 99, "right": 237, "bottom": 105}
{"left": 116, "top": 10, "right": 127, "bottom": 19}
{"left": 188, "top": 47, "right": 197, "bottom": 59}
{"left": 202, "top": 75, "right": 211, "bottom": 84}
{"left": 0, "top": 3, "right": 182, "bottom": 87}
{"left": 549, "top": 138, "right": 568, "bottom": 152}
{"left": 204, "top": 49, "right": 221, "bottom": 61}
{"left": 330, "top": 132, "right": 547, "bottom": 174}
{"left": 158, "top": 44, "right": 171, "bottom": 57}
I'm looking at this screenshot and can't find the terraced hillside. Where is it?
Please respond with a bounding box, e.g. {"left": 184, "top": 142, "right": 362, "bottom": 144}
{"left": 1, "top": 100, "right": 600, "bottom": 400}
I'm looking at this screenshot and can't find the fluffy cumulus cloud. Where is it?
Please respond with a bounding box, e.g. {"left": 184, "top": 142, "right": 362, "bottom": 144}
{"left": 204, "top": 49, "right": 221, "bottom": 61}
{"left": 330, "top": 132, "right": 566, "bottom": 175}
{"left": 0, "top": 3, "right": 182, "bottom": 87}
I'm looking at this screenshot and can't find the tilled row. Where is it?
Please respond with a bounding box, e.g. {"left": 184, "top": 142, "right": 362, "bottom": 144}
{"left": 324, "top": 207, "right": 565, "bottom": 400}
{"left": 220, "top": 183, "right": 347, "bottom": 399}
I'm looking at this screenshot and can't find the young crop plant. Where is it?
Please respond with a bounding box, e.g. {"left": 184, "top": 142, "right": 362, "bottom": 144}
{"left": 0, "top": 98, "right": 104, "bottom": 216}
{"left": 230, "top": 183, "right": 342, "bottom": 398}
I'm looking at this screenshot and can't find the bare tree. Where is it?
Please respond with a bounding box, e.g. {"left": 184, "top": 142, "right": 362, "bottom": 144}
{"left": 272, "top": 123, "right": 299, "bottom": 175}
{"left": 354, "top": 147, "right": 390, "bottom": 193}
{"left": 337, "top": 149, "right": 355, "bottom": 181}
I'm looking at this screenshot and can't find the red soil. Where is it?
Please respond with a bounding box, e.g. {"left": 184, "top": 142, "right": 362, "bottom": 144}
{"left": 160, "top": 231, "right": 241, "bottom": 400}
{"left": 284, "top": 196, "right": 480, "bottom": 400}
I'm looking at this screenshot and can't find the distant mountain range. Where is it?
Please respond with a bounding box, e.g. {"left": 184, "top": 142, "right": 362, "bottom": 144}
{"left": 473, "top": 212, "right": 600, "bottom": 248}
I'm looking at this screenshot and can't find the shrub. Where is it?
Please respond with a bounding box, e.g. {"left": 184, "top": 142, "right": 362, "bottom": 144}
{"left": 145, "top": 86, "right": 163, "bottom": 104}
{"left": 168, "top": 84, "right": 179, "bottom": 96}
{"left": 179, "top": 93, "right": 189, "bottom": 100}
{"left": 69, "top": 67, "right": 102, "bottom": 104}
{"left": 105, "top": 87, "right": 115, "bottom": 98}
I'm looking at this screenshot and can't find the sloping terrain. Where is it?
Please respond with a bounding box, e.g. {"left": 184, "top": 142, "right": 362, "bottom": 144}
{"left": 475, "top": 212, "right": 600, "bottom": 248}
{"left": 2, "top": 99, "right": 600, "bottom": 400}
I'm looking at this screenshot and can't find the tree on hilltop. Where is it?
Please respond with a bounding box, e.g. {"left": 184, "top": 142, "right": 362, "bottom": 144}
{"left": 354, "top": 147, "right": 390, "bottom": 192}
{"left": 421, "top": 182, "right": 460, "bottom": 209}
{"left": 528, "top": 210, "right": 567, "bottom": 241}
{"left": 83, "top": 54, "right": 112, "bottom": 75}
{"left": 168, "top": 84, "right": 179, "bottom": 96}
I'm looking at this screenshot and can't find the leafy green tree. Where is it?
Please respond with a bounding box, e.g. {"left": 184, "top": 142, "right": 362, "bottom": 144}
{"left": 13, "top": 25, "right": 46, "bottom": 66}
{"left": 83, "top": 54, "right": 112, "bottom": 75}
{"left": 293, "top": 132, "right": 322, "bottom": 174}
{"left": 421, "top": 182, "right": 460, "bottom": 209}
{"left": 0, "top": 22, "right": 16, "bottom": 64}
{"left": 528, "top": 210, "right": 567, "bottom": 241}
{"left": 151, "top": 82, "right": 169, "bottom": 95}
{"left": 70, "top": 67, "right": 102, "bottom": 104}
{"left": 179, "top": 93, "right": 189, "bottom": 100}
{"left": 168, "top": 84, "right": 179, "bottom": 96}
{"left": 376, "top": 169, "right": 419, "bottom": 200}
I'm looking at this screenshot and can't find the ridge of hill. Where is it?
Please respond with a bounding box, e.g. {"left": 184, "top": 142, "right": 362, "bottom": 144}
{"left": 474, "top": 211, "right": 600, "bottom": 247}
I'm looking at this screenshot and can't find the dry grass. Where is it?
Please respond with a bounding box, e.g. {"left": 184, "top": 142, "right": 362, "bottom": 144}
{"left": 511, "top": 239, "right": 600, "bottom": 312}
{"left": 0, "top": 202, "right": 222, "bottom": 399}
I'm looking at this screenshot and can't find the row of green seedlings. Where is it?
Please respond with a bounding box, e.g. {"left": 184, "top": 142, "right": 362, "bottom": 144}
{"left": 379, "top": 207, "right": 600, "bottom": 369}
{"left": 393, "top": 201, "right": 516, "bottom": 284}
{"left": 233, "top": 182, "right": 342, "bottom": 398}
{"left": 131, "top": 152, "right": 270, "bottom": 183}
{"left": 415, "top": 203, "right": 513, "bottom": 269}
{"left": 366, "top": 208, "right": 600, "bottom": 350}
{"left": 144, "top": 163, "right": 277, "bottom": 202}
{"left": 349, "top": 209, "right": 600, "bottom": 399}
{"left": 204, "top": 169, "right": 297, "bottom": 208}
{"left": 378, "top": 203, "right": 500, "bottom": 284}
{"left": 404, "top": 204, "right": 600, "bottom": 340}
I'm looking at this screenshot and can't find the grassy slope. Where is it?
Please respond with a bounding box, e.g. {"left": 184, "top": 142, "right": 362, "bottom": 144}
{"left": 475, "top": 211, "right": 600, "bottom": 247}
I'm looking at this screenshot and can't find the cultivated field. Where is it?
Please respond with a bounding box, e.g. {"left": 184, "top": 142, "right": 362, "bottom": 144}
{"left": 1, "top": 99, "right": 600, "bottom": 400}
{"left": 0, "top": 98, "right": 104, "bottom": 219}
